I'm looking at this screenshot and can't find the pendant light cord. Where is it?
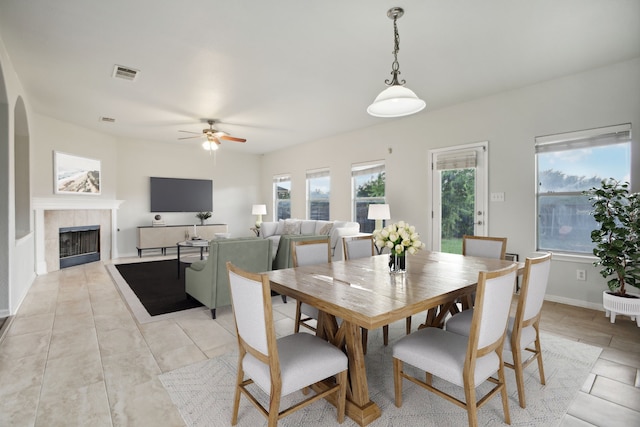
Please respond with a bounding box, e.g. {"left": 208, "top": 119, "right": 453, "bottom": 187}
{"left": 385, "top": 14, "right": 405, "bottom": 86}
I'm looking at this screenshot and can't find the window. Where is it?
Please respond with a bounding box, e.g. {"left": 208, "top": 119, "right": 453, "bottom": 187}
{"left": 352, "top": 161, "right": 385, "bottom": 233}
{"left": 535, "top": 124, "right": 631, "bottom": 254}
{"left": 306, "top": 168, "right": 330, "bottom": 220}
{"left": 273, "top": 175, "right": 291, "bottom": 220}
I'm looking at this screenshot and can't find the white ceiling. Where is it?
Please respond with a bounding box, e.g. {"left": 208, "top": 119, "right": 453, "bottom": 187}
{"left": 1, "top": 0, "right": 639, "bottom": 154}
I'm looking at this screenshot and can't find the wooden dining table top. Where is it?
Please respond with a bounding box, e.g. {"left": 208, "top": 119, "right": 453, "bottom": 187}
{"left": 266, "top": 250, "right": 522, "bottom": 331}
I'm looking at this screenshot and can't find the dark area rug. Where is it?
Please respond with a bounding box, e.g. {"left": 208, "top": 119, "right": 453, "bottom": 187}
{"left": 115, "top": 260, "right": 202, "bottom": 316}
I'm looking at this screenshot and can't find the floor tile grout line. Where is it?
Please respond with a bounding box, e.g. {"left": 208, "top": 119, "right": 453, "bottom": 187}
{"left": 32, "top": 273, "right": 60, "bottom": 427}
{"left": 87, "top": 266, "right": 117, "bottom": 427}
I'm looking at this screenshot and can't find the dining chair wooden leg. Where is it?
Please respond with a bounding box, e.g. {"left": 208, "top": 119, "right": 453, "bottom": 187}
{"left": 383, "top": 325, "right": 389, "bottom": 346}
{"left": 336, "top": 369, "right": 348, "bottom": 423}
{"left": 393, "top": 358, "right": 403, "bottom": 407}
{"left": 534, "top": 330, "right": 546, "bottom": 385}
{"left": 512, "top": 345, "right": 527, "bottom": 408}
{"left": 232, "top": 355, "right": 244, "bottom": 425}
{"left": 463, "top": 379, "right": 479, "bottom": 427}
{"left": 499, "top": 365, "right": 511, "bottom": 425}
{"left": 294, "top": 301, "right": 302, "bottom": 333}
{"left": 268, "top": 389, "right": 281, "bottom": 427}
{"left": 405, "top": 316, "right": 411, "bottom": 335}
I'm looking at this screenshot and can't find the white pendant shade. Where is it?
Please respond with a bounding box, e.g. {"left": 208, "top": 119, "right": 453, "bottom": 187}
{"left": 367, "top": 85, "right": 426, "bottom": 118}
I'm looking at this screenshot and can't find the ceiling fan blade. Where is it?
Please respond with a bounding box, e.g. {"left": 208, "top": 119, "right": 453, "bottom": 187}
{"left": 213, "top": 136, "right": 222, "bottom": 145}
{"left": 178, "top": 130, "right": 201, "bottom": 135}
{"left": 178, "top": 135, "right": 203, "bottom": 140}
{"left": 220, "top": 135, "right": 246, "bottom": 143}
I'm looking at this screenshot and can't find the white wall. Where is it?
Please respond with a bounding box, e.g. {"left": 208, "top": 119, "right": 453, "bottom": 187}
{"left": 29, "top": 116, "right": 263, "bottom": 258}
{"left": 31, "top": 114, "right": 119, "bottom": 199}
{"left": 260, "top": 58, "right": 640, "bottom": 308}
{"left": 0, "top": 35, "right": 36, "bottom": 315}
{"left": 114, "top": 139, "right": 262, "bottom": 257}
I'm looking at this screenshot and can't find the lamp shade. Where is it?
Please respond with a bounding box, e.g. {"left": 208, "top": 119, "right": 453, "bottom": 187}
{"left": 368, "top": 204, "right": 391, "bottom": 220}
{"left": 252, "top": 204, "right": 267, "bottom": 215}
{"left": 367, "top": 85, "right": 426, "bottom": 118}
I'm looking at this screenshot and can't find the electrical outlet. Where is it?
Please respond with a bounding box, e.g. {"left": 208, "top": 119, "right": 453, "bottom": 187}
{"left": 490, "top": 192, "right": 505, "bottom": 202}
{"left": 576, "top": 269, "right": 586, "bottom": 281}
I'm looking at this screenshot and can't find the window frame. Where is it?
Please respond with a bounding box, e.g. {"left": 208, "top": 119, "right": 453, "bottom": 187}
{"left": 351, "top": 161, "right": 386, "bottom": 233}
{"left": 273, "top": 174, "right": 291, "bottom": 221}
{"left": 534, "top": 123, "right": 632, "bottom": 256}
{"left": 306, "top": 168, "right": 330, "bottom": 220}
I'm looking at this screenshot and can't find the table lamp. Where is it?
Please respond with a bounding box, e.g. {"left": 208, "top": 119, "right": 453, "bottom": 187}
{"left": 252, "top": 204, "right": 267, "bottom": 228}
{"left": 368, "top": 204, "right": 391, "bottom": 231}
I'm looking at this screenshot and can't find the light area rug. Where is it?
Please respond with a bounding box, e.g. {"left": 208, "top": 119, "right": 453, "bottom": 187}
{"left": 159, "top": 330, "right": 601, "bottom": 427}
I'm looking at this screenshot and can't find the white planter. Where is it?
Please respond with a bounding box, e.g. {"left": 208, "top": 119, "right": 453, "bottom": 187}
{"left": 603, "top": 291, "right": 640, "bottom": 327}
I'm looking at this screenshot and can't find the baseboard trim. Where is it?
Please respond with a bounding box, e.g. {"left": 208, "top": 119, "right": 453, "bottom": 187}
{"left": 545, "top": 294, "right": 604, "bottom": 312}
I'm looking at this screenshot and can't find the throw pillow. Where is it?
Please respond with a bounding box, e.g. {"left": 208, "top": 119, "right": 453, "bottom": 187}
{"left": 275, "top": 219, "right": 285, "bottom": 235}
{"left": 318, "top": 223, "right": 333, "bottom": 235}
{"left": 282, "top": 220, "right": 301, "bottom": 235}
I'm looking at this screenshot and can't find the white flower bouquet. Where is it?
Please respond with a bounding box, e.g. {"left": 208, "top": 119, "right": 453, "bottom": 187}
{"left": 373, "top": 221, "right": 425, "bottom": 256}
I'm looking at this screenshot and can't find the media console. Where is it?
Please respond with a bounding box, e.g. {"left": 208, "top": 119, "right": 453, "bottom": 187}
{"left": 136, "top": 224, "right": 228, "bottom": 256}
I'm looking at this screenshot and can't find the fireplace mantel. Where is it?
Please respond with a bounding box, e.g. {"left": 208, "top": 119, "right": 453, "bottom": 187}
{"left": 33, "top": 197, "right": 124, "bottom": 211}
{"left": 34, "top": 197, "right": 124, "bottom": 274}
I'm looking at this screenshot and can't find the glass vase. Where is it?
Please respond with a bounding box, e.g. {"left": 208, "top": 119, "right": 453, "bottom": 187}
{"left": 389, "top": 253, "right": 406, "bottom": 273}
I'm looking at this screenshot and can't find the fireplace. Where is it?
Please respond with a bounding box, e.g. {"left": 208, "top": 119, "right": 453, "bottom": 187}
{"left": 33, "top": 198, "right": 123, "bottom": 274}
{"left": 59, "top": 225, "right": 101, "bottom": 268}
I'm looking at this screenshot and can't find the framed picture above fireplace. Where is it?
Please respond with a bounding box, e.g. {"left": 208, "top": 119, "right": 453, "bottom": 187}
{"left": 54, "top": 151, "right": 101, "bottom": 195}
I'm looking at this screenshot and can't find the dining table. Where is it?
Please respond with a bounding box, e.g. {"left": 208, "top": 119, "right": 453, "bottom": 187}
{"left": 266, "top": 250, "right": 522, "bottom": 426}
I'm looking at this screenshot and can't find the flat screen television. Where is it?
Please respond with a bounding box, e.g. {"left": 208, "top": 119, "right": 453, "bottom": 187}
{"left": 150, "top": 177, "right": 213, "bottom": 212}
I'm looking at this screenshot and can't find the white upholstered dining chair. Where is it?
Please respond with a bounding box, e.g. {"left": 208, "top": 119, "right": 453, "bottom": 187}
{"left": 458, "top": 235, "right": 508, "bottom": 310}
{"left": 342, "top": 235, "right": 375, "bottom": 260}
{"left": 463, "top": 235, "right": 508, "bottom": 259}
{"left": 342, "top": 235, "right": 412, "bottom": 353}
{"left": 291, "top": 238, "right": 331, "bottom": 333}
{"left": 445, "top": 252, "right": 552, "bottom": 408}
{"left": 226, "top": 262, "right": 348, "bottom": 426}
{"left": 392, "top": 264, "right": 518, "bottom": 427}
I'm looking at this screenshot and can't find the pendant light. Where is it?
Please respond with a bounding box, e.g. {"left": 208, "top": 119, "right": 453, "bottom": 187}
{"left": 367, "top": 7, "right": 425, "bottom": 118}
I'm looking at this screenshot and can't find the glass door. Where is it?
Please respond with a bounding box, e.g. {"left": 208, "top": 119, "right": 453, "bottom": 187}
{"left": 430, "top": 143, "right": 488, "bottom": 253}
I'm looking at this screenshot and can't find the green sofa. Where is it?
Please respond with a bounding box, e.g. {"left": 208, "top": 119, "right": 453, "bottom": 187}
{"left": 185, "top": 237, "right": 272, "bottom": 319}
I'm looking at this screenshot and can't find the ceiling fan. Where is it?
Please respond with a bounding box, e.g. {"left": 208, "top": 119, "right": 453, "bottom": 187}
{"left": 178, "top": 120, "right": 246, "bottom": 150}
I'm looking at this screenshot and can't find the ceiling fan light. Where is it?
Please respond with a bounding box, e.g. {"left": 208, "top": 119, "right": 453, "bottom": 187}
{"left": 367, "top": 85, "right": 426, "bottom": 118}
{"left": 202, "top": 140, "right": 219, "bottom": 151}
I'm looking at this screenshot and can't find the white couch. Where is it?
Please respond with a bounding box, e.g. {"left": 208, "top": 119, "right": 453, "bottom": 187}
{"left": 260, "top": 219, "right": 360, "bottom": 267}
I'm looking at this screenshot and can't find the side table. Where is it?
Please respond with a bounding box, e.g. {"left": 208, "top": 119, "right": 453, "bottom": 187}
{"left": 177, "top": 240, "right": 209, "bottom": 278}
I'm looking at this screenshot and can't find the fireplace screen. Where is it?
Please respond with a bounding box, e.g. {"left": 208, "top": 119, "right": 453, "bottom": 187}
{"left": 59, "top": 225, "right": 100, "bottom": 268}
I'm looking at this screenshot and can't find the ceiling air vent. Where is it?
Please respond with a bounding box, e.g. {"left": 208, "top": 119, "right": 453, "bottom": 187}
{"left": 100, "top": 117, "right": 116, "bottom": 123}
{"left": 112, "top": 65, "right": 139, "bottom": 81}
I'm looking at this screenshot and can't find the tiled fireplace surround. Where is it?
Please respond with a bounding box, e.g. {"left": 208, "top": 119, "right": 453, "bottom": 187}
{"left": 33, "top": 198, "right": 123, "bottom": 274}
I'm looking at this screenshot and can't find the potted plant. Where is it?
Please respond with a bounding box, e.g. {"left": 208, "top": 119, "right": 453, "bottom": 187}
{"left": 586, "top": 179, "right": 640, "bottom": 326}
{"left": 196, "top": 211, "right": 212, "bottom": 225}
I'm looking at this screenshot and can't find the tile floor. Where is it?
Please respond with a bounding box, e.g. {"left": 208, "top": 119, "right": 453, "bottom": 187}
{"left": 0, "top": 258, "right": 639, "bottom": 426}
